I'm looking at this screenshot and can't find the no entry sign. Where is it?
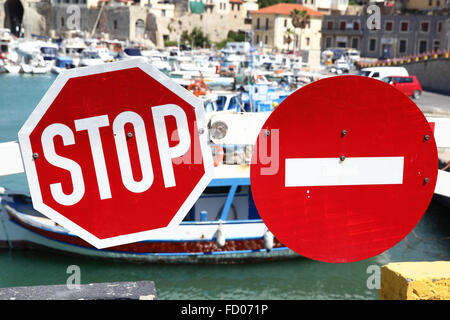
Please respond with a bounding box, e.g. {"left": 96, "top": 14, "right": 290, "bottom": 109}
{"left": 18, "top": 59, "right": 214, "bottom": 248}
{"left": 250, "top": 76, "right": 438, "bottom": 263}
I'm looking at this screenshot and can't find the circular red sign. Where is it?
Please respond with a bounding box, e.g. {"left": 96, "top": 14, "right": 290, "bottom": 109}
{"left": 250, "top": 76, "right": 437, "bottom": 263}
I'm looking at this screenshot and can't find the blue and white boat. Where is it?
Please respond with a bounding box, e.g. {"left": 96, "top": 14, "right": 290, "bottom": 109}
{"left": 0, "top": 162, "right": 297, "bottom": 263}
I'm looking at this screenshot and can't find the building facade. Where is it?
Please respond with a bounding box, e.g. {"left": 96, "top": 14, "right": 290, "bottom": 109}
{"left": 251, "top": 3, "right": 324, "bottom": 65}
{"left": 321, "top": 14, "right": 449, "bottom": 58}
{"left": 1, "top": 0, "right": 257, "bottom": 47}
{"left": 301, "top": 0, "right": 349, "bottom": 14}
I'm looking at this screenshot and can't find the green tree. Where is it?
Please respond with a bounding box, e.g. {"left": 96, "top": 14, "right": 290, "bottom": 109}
{"left": 181, "top": 28, "right": 211, "bottom": 48}
{"left": 284, "top": 28, "right": 295, "bottom": 51}
{"left": 215, "top": 31, "right": 247, "bottom": 50}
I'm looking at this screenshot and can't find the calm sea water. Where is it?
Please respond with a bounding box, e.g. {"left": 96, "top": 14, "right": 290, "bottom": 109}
{"left": 0, "top": 73, "right": 449, "bottom": 300}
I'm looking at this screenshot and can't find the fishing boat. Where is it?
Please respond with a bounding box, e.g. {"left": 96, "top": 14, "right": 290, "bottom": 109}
{"left": 0, "top": 108, "right": 297, "bottom": 263}
{"left": 79, "top": 46, "right": 114, "bottom": 67}
{"left": 3, "top": 63, "right": 21, "bottom": 74}
{"left": 0, "top": 163, "right": 297, "bottom": 263}
{"left": 50, "top": 56, "right": 75, "bottom": 74}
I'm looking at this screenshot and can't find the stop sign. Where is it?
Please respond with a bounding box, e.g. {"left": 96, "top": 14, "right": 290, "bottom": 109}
{"left": 250, "top": 76, "right": 438, "bottom": 263}
{"left": 18, "top": 59, "right": 214, "bottom": 248}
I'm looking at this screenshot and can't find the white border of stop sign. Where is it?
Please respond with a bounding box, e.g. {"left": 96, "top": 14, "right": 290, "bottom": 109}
{"left": 18, "top": 58, "right": 214, "bottom": 249}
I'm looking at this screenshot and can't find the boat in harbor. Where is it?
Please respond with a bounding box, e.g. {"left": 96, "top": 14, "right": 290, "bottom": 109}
{"left": 3, "top": 63, "right": 21, "bottom": 74}
{"left": 0, "top": 163, "right": 297, "bottom": 263}
{"left": 50, "top": 56, "right": 75, "bottom": 74}
{"left": 0, "top": 102, "right": 297, "bottom": 263}
{"left": 79, "top": 46, "right": 114, "bottom": 67}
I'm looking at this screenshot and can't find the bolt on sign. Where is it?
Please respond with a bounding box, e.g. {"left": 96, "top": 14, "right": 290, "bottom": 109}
{"left": 18, "top": 59, "right": 214, "bottom": 249}
{"left": 250, "top": 76, "right": 438, "bottom": 263}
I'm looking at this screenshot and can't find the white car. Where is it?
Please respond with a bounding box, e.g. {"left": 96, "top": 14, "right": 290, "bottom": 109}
{"left": 330, "top": 60, "right": 350, "bottom": 74}
{"left": 359, "top": 66, "right": 408, "bottom": 80}
{"left": 346, "top": 49, "right": 360, "bottom": 63}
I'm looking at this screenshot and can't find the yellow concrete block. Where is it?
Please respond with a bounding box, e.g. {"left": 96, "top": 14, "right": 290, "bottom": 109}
{"left": 380, "top": 261, "right": 450, "bottom": 300}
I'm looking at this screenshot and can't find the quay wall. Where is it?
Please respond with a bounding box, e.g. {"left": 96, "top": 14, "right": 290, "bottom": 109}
{"left": 380, "top": 261, "right": 450, "bottom": 300}
{"left": 404, "top": 58, "right": 450, "bottom": 95}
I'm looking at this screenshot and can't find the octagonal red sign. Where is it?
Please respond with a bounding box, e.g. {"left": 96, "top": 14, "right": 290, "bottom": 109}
{"left": 18, "top": 59, "right": 214, "bottom": 248}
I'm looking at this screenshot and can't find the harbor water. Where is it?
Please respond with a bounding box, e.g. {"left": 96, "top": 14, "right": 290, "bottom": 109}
{"left": 0, "top": 73, "right": 449, "bottom": 300}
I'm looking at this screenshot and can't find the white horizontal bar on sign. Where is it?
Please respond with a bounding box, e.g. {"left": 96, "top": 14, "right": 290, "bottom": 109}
{"left": 0, "top": 141, "right": 24, "bottom": 176}
{"left": 426, "top": 117, "right": 450, "bottom": 148}
{"left": 285, "top": 157, "right": 404, "bottom": 187}
{"left": 435, "top": 169, "right": 450, "bottom": 197}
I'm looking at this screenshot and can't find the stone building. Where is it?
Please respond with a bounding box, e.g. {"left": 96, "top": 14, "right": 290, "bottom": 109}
{"left": 1, "top": 0, "right": 258, "bottom": 47}
{"left": 300, "top": 0, "right": 349, "bottom": 14}
{"left": 164, "top": 0, "right": 257, "bottom": 43}
{"left": 321, "top": 14, "right": 450, "bottom": 59}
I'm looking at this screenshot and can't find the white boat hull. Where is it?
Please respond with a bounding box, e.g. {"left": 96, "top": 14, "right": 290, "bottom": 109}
{"left": 4, "top": 64, "right": 21, "bottom": 74}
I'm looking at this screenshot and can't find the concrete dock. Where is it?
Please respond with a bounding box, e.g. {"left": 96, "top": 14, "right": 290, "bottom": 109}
{"left": 0, "top": 281, "right": 157, "bottom": 300}
{"left": 380, "top": 261, "right": 450, "bottom": 300}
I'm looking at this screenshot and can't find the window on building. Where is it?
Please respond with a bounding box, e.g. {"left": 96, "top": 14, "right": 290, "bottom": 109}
{"left": 421, "top": 22, "right": 429, "bottom": 32}
{"left": 327, "top": 21, "right": 333, "bottom": 30}
{"left": 433, "top": 40, "right": 440, "bottom": 51}
{"left": 284, "top": 19, "right": 287, "bottom": 28}
{"left": 325, "top": 37, "right": 332, "bottom": 48}
{"left": 438, "top": 22, "right": 442, "bottom": 32}
{"left": 161, "top": 9, "right": 166, "bottom": 16}
{"left": 306, "top": 37, "right": 310, "bottom": 47}
{"left": 353, "top": 21, "right": 359, "bottom": 30}
{"left": 340, "top": 21, "right": 346, "bottom": 30}
{"left": 418, "top": 40, "right": 427, "bottom": 53}
{"left": 399, "top": 39, "right": 407, "bottom": 54}
{"left": 351, "top": 38, "right": 358, "bottom": 49}
{"left": 400, "top": 22, "right": 408, "bottom": 32}
{"left": 61, "top": 17, "right": 65, "bottom": 27}
{"left": 369, "top": 38, "right": 376, "bottom": 51}
{"left": 135, "top": 19, "right": 145, "bottom": 39}
{"left": 265, "top": 18, "right": 269, "bottom": 30}
{"left": 428, "top": 0, "right": 432, "bottom": 5}
{"left": 264, "top": 35, "right": 268, "bottom": 45}
{"left": 256, "top": 34, "right": 260, "bottom": 44}
{"left": 385, "top": 22, "right": 393, "bottom": 31}
{"left": 256, "top": 18, "right": 260, "bottom": 30}
{"left": 311, "top": 0, "right": 314, "bottom": 3}
{"left": 114, "top": 20, "right": 118, "bottom": 30}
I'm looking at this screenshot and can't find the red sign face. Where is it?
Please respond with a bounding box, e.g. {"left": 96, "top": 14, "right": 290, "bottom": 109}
{"left": 250, "top": 76, "right": 437, "bottom": 263}
{"left": 18, "top": 60, "right": 214, "bottom": 248}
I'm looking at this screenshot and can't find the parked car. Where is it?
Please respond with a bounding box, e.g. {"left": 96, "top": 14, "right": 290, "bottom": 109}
{"left": 381, "top": 75, "right": 422, "bottom": 99}
{"left": 359, "top": 66, "right": 408, "bottom": 80}
{"left": 329, "top": 59, "right": 350, "bottom": 74}
{"left": 345, "top": 49, "right": 360, "bottom": 63}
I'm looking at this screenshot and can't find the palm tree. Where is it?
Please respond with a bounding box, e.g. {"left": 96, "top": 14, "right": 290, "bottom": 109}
{"left": 290, "top": 9, "right": 310, "bottom": 54}
{"left": 284, "top": 28, "right": 295, "bottom": 52}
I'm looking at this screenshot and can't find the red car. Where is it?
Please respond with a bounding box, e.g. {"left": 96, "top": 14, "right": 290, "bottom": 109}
{"left": 381, "top": 75, "right": 422, "bottom": 99}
